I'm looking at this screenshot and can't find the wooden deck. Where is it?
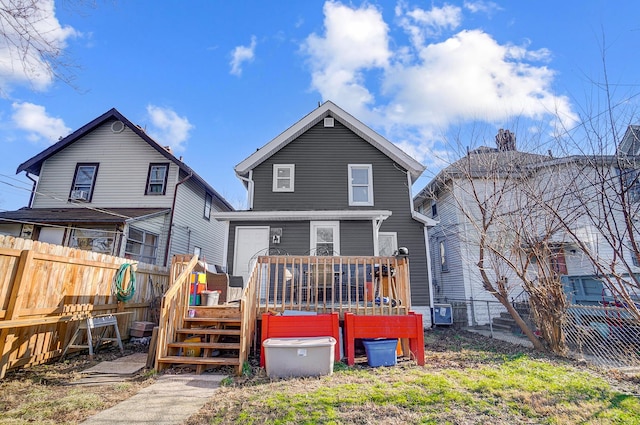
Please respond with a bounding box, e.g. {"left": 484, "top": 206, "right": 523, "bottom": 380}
{"left": 155, "top": 254, "right": 424, "bottom": 374}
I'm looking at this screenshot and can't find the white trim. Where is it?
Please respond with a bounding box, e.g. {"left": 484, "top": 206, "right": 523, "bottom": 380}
{"left": 348, "top": 164, "right": 374, "bottom": 206}
{"left": 272, "top": 164, "right": 295, "bottom": 192}
{"left": 234, "top": 101, "right": 425, "bottom": 182}
{"left": 213, "top": 209, "right": 392, "bottom": 221}
{"left": 310, "top": 221, "right": 340, "bottom": 255}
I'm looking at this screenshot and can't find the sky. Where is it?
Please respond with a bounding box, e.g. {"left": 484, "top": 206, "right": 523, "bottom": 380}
{"left": 0, "top": 0, "right": 639, "bottom": 211}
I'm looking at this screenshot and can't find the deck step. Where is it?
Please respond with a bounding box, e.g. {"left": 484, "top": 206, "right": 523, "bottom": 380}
{"left": 176, "top": 328, "right": 241, "bottom": 336}
{"left": 184, "top": 317, "right": 241, "bottom": 323}
{"left": 167, "top": 342, "right": 241, "bottom": 350}
{"left": 157, "top": 355, "right": 241, "bottom": 366}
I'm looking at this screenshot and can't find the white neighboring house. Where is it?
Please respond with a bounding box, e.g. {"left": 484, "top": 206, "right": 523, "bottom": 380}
{"left": 0, "top": 108, "right": 233, "bottom": 266}
{"left": 413, "top": 128, "right": 640, "bottom": 326}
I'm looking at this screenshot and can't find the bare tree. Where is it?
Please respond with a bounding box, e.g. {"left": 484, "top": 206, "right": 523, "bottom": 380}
{"left": 426, "top": 129, "right": 583, "bottom": 353}
{"left": 0, "top": 0, "right": 81, "bottom": 91}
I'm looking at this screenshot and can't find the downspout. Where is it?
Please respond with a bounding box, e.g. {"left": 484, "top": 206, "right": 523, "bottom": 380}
{"left": 163, "top": 171, "right": 193, "bottom": 266}
{"left": 407, "top": 171, "right": 437, "bottom": 316}
{"left": 26, "top": 172, "right": 37, "bottom": 208}
{"left": 237, "top": 170, "right": 254, "bottom": 209}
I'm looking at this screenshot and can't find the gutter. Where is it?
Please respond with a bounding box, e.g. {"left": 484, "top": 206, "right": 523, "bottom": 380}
{"left": 26, "top": 172, "right": 37, "bottom": 208}
{"left": 236, "top": 170, "right": 254, "bottom": 209}
{"left": 163, "top": 171, "right": 193, "bottom": 266}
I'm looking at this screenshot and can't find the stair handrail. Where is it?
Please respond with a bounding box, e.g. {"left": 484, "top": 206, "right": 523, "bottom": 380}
{"left": 238, "top": 258, "right": 260, "bottom": 371}
{"left": 155, "top": 254, "right": 199, "bottom": 369}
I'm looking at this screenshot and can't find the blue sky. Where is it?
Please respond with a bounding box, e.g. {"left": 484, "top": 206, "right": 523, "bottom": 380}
{"left": 0, "top": 0, "right": 638, "bottom": 211}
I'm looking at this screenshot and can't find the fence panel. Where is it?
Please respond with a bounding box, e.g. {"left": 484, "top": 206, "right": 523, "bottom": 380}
{"left": 0, "top": 236, "right": 168, "bottom": 377}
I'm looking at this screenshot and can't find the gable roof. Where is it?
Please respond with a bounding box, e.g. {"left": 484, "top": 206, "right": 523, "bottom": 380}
{"left": 619, "top": 125, "right": 640, "bottom": 156}
{"left": 235, "top": 100, "right": 426, "bottom": 183}
{"left": 16, "top": 108, "right": 234, "bottom": 212}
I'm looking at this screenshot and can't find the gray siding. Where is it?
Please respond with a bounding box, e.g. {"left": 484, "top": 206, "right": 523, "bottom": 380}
{"left": 252, "top": 119, "right": 411, "bottom": 211}
{"left": 238, "top": 118, "right": 431, "bottom": 306}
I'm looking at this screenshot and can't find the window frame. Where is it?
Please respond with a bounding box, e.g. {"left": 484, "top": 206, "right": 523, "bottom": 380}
{"left": 431, "top": 202, "right": 438, "bottom": 218}
{"left": 439, "top": 239, "right": 448, "bottom": 272}
{"left": 348, "top": 164, "right": 374, "bottom": 206}
{"left": 204, "top": 192, "right": 212, "bottom": 220}
{"left": 310, "top": 221, "right": 340, "bottom": 256}
{"left": 69, "top": 163, "right": 99, "bottom": 202}
{"left": 272, "top": 164, "right": 295, "bottom": 192}
{"left": 125, "top": 226, "right": 159, "bottom": 265}
{"left": 378, "top": 232, "right": 398, "bottom": 257}
{"left": 145, "top": 163, "right": 170, "bottom": 195}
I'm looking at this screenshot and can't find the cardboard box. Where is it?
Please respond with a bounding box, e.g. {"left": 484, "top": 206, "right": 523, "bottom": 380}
{"left": 263, "top": 337, "right": 336, "bottom": 378}
{"left": 130, "top": 321, "right": 155, "bottom": 338}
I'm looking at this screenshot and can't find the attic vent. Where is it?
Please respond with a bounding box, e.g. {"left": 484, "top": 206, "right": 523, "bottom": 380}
{"left": 324, "top": 117, "right": 334, "bottom": 127}
{"left": 111, "top": 121, "right": 125, "bottom": 133}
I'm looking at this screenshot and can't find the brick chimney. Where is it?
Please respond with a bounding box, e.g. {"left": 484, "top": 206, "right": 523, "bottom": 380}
{"left": 496, "top": 129, "right": 516, "bottom": 151}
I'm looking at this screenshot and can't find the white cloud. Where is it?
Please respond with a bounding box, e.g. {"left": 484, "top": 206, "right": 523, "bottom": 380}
{"left": 382, "top": 29, "right": 577, "bottom": 130}
{"left": 0, "top": 0, "right": 78, "bottom": 92}
{"left": 11, "top": 102, "right": 70, "bottom": 143}
{"left": 146, "top": 105, "right": 193, "bottom": 152}
{"left": 302, "top": 1, "right": 578, "bottom": 162}
{"left": 397, "top": 2, "right": 462, "bottom": 45}
{"left": 463, "top": 1, "right": 502, "bottom": 15}
{"left": 302, "top": 1, "right": 390, "bottom": 118}
{"left": 230, "top": 36, "right": 257, "bottom": 76}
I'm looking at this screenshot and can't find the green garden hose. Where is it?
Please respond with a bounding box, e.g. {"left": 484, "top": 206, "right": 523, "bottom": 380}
{"left": 113, "top": 263, "right": 136, "bottom": 302}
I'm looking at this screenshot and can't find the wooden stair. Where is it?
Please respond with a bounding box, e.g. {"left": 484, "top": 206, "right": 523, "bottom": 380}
{"left": 156, "top": 305, "right": 243, "bottom": 374}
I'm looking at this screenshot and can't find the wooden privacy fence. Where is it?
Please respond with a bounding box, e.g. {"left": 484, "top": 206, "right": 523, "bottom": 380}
{"left": 0, "top": 236, "right": 169, "bottom": 378}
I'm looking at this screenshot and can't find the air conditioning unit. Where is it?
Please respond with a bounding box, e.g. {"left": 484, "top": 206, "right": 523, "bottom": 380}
{"left": 432, "top": 303, "right": 453, "bottom": 325}
{"left": 70, "top": 190, "right": 89, "bottom": 201}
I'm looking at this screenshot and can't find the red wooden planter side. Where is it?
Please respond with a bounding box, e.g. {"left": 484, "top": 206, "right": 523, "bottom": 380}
{"left": 344, "top": 312, "right": 424, "bottom": 366}
{"left": 260, "top": 313, "right": 340, "bottom": 367}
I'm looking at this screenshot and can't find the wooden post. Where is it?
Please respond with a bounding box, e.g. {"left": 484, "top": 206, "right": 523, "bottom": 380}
{"left": 0, "top": 249, "right": 34, "bottom": 378}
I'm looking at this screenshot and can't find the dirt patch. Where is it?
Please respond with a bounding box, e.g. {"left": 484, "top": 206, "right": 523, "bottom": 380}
{"left": 0, "top": 340, "right": 157, "bottom": 425}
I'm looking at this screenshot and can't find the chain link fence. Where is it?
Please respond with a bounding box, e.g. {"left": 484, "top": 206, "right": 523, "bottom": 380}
{"left": 435, "top": 297, "right": 640, "bottom": 368}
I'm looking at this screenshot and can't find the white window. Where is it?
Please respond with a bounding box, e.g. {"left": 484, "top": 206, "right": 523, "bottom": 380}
{"left": 310, "top": 221, "right": 340, "bottom": 256}
{"left": 125, "top": 227, "right": 159, "bottom": 264}
{"left": 439, "top": 239, "right": 448, "bottom": 272}
{"left": 378, "top": 232, "right": 398, "bottom": 257}
{"left": 146, "top": 163, "right": 169, "bottom": 195}
{"left": 69, "top": 228, "right": 115, "bottom": 254}
{"left": 348, "top": 164, "right": 373, "bottom": 206}
{"left": 273, "top": 164, "right": 295, "bottom": 192}
{"left": 70, "top": 163, "right": 99, "bottom": 201}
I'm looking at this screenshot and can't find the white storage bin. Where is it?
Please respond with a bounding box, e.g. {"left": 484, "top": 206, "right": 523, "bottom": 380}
{"left": 263, "top": 337, "right": 336, "bottom": 378}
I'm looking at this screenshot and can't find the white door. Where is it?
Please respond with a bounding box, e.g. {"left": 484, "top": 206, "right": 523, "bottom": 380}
{"left": 233, "top": 226, "right": 270, "bottom": 284}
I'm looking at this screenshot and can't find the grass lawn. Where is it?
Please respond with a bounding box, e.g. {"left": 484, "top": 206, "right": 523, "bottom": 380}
{"left": 185, "top": 329, "right": 640, "bottom": 425}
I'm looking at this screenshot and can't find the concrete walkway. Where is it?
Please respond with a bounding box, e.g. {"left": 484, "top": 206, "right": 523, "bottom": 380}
{"left": 79, "top": 354, "right": 225, "bottom": 425}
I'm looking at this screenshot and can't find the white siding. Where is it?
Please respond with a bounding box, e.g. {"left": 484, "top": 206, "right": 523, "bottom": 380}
{"left": 168, "top": 178, "right": 228, "bottom": 267}
{"left": 121, "top": 212, "right": 170, "bottom": 265}
{"left": 32, "top": 122, "right": 178, "bottom": 209}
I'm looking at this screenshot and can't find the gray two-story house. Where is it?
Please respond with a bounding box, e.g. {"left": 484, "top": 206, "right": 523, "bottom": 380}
{"left": 0, "top": 108, "right": 233, "bottom": 266}
{"left": 213, "top": 101, "right": 436, "bottom": 317}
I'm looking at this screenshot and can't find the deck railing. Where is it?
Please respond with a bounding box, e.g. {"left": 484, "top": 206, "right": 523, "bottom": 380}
{"left": 252, "top": 255, "right": 411, "bottom": 317}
